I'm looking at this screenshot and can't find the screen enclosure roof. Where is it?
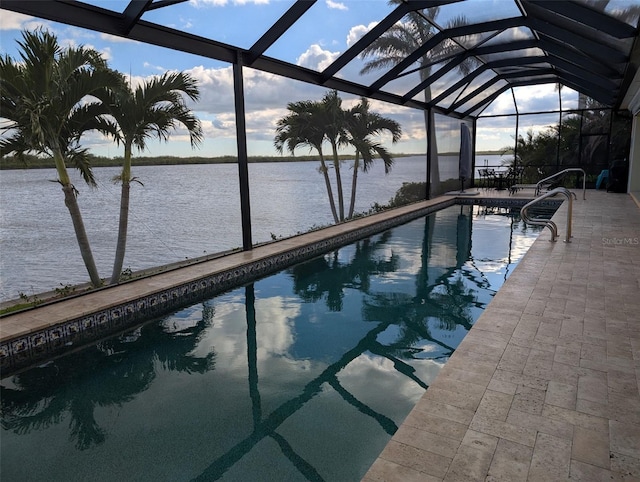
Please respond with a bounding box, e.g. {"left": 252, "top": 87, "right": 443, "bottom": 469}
{"left": 2, "top": 0, "right": 639, "bottom": 118}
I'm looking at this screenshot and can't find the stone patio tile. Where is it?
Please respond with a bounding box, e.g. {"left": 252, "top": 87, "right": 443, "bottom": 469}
{"left": 576, "top": 398, "right": 610, "bottom": 419}
{"left": 537, "top": 320, "right": 562, "bottom": 339}
{"left": 472, "top": 315, "right": 519, "bottom": 336}
{"left": 611, "top": 394, "right": 640, "bottom": 424}
{"left": 546, "top": 379, "right": 577, "bottom": 409}
{"left": 543, "top": 404, "right": 609, "bottom": 433}
{"left": 362, "top": 457, "right": 442, "bottom": 482}
{"left": 492, "top": 368, "right": 548, "bottom": 391}
{"left": 610, "top": 451, "right": 640, "bottom": 479}
{"left": 512, "top": 384, "right": 547, "bottom": 415}
{"left": 581, "top": 342, "right": 608, "bottom": 363}
{"left": 469, "top": 414, "right": 537, "bottom": 447}
{"left": 486, "top": 438, "right": 532, "bottom": 481}
{"left": 608, "top": 340, "right": 635, "bottom": 360}
{"left": 421, "top": 386, "right": 483, "bottom": 412}
{"left": 487, "top": 378, "right": 517, "bottom": 395}
{"left": 460, "top": 429, "right": 498, "bottom": 453}
{"left": 411, "top": 399, "right": 475, "bottom": 426}
{"left": 402, "top": 410, "right": 469, "bottom": 441}
{"left": 443, "top": 443, "right": 493, "bottom": 482}
{"left": 608, "top": 368, "right": 639, "bottom": 398}
{"left": 496, "top": 343, "right": 530, "bottom": 374}
{"left": 560, "top": 317, "right": 584, "bottom": 337}
{"left": 438, "top": 365, "right": 492, "bottom": 387}
{"left": 555, "top": 344, "right": 582, "bottom": 366}
{"left": 524, "top": 300, "right": 548, "bottom": 316}
{"left": 512, "top": 317, "right": 540, "bottom": 340}
{"left": 475, "top": 389, "right": 513, "bottom": 421}
{"left": 505, "top": 407, "right": 574, "bottom": 440}
{"left": 572, "top": 426, "right": 611, "bottom": 469}
{"left": 391, "top": 425, "right": 460, "bottom": 459}
{"left": 455, "top": 339, "right": 504, "bottom": 363}
{"left": 551, "top": 360, "right": 582, "bottom": 385}
{"left": 578, "top": 375, "right": 609, "bottom": 404}
{"left": 430, "top": 375, "right": 487, "bottom": 399}
{"left": 528, "top": 432, "right": 572, "bottom": 482}
{"left": 610, "top": 420, "right": 640, "bottom": 459}
{"left": 569, "top": 460, "right": 626, "bottom": 482}
{"left": 444, "top": 356, "right": 498, "bottom": 376}
{"left": 464, "top": 328, "right": 512, "bottom": 347}
{"left": 378, "top": 440, "right": 451, "bottom": 479}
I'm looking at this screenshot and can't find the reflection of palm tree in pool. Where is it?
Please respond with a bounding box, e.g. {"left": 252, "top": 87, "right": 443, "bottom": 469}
{"left": 290, "top": 231, "right": 398, "bottom": 311}
{"left": 1, "top": 302, "right": 215, "bottom": 449}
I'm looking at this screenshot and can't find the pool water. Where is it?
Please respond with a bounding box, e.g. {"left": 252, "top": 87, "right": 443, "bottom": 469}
{"left": 1, "top": 204, "right": 550, "bottom": 481}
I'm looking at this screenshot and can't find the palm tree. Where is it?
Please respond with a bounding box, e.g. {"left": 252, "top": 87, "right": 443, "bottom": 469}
{"left": 344, "top": 98, "right": 402, "bottom": 218}
{"left": 0, "top": 29, "right": 123, "bottom": 287}
{"left": 319, "top": 90, "right": 349, "bottom": 221}
{"left": 275, "top": 99, "right": 340, "bottom": 223}
{"left": 360, "top": 3, "right": 472, "bottom": 196}
{"left": 107, "top": 72, "right": 203, "bottom": 284}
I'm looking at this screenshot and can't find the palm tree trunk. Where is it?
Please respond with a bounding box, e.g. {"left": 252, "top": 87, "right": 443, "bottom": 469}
{"left": 52, "top": 149, "right": 101, "bottom": 287}
{"left": 331, "top": 142, "right": 345, "bottom": 221}
{"left": 348, "top": 152, "right": 360, "bottom": 219}
{"left": 110, "top": 143, "right": 132, "bottom": 284}
{"left": 62, "top": 185, "right": 102, "bottom": 287}
{"left": 318, "top": 152, "right": 339, "bottom": 224}
{"left": 110, "top": 182, "right": 130, "bottom": 284}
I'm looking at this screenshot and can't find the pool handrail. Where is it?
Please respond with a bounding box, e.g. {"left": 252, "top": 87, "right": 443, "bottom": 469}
{"left": 536, "top": 168, "right": 586, "bottom": 200}
{"left": 521, "top": 187, "right": 573, "bottom": 242}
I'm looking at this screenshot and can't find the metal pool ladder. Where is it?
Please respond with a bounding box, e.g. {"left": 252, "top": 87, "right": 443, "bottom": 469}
{"left": 521, "top": 187, "right": 574, "bottom": 243}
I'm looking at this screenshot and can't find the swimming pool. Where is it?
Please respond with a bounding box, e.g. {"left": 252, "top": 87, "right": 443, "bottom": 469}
{"left": 0, "top": 204, "right": 552, "bottom": 481}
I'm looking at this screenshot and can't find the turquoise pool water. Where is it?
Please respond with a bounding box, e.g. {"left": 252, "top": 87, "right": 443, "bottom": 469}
{"left": 1, "top": 204, "right": 549, "bottom": 481}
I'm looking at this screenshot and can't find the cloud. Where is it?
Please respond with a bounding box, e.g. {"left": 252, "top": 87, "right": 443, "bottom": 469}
{"left": 0, "top": 10, "right": 28, "bottom": 30}
{"left": 0, "top": 11, "right": 49, "bottom": 31}
{"left": 326, "top": 0, "right": 347, "bottom": 10}
{"left": 296, "top": 44, "right": 340, "bottom": 71}
{"left": 143, "top": 61, "right": 167, "bottom": 72}
{"left": 346, "top": 22, "right": 377, "bottom": 47}
{"left": 100, "top": 33, "right": 139, "bottom": 44}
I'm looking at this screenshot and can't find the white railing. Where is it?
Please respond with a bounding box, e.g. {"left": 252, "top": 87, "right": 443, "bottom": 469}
{"left": 536, "top": 168, "right": 586, "bottom": 200}
{"left": 521, "top": 187, "right": 574, "bottom": 242}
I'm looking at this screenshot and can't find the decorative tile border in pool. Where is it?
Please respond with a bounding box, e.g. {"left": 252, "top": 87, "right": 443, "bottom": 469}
{"left": 3, "top": 198, "right": 466, "bottom": 375}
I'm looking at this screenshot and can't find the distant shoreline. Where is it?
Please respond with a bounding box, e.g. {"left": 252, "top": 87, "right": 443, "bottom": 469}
{"left": 0, "top": 151, "right": 504, "bottom": 170}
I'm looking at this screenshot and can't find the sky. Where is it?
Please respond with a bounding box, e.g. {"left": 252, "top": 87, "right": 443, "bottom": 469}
{"left": 0, "top": 0, "right": 582, "bottom": 159}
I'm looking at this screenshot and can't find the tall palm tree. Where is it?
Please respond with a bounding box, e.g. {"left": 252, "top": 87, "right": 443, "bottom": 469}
{"left": 275, "top": 99, "right": 340, "bottom": 223}
{"left": 107, "top": 72, "right": 203, "bottom": 284}
{"left": 0, "top": 29, "right": 123, "bottom": 287}
{"left": 360, "top": 3, "right": 472, "bottom": 196}
{"left": 344, "top": 98, "right": 402, "bottom": 218}
{"left": 318, "top": 90, "right": 349, "bottom": 221}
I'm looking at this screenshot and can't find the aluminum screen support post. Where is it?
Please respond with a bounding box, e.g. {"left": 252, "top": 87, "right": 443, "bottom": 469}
{"left": 234, "top": 52, "right": 253, "bottom": 251}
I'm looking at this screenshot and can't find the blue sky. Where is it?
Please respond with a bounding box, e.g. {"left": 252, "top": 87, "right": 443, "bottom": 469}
{"left": 0, "top": 0, "right": 578, "bottom": 158}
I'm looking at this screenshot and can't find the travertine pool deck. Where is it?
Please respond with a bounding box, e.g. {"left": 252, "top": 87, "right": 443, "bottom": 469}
{"left": 364, "top": 190, "right": 640, "bottom": 482}
{"left": 2, "top": 189, "right": 639, "bottom": 481}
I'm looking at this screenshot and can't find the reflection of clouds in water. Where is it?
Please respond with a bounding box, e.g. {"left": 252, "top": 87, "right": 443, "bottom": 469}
{"left": 255, "top": 296, "right": 301, "bottom": 357}
{"left": 192, "top": 294, "right": 303, "bottom": 365}
{"left": 338, "top": 353, "right": 445, "bottom": 410}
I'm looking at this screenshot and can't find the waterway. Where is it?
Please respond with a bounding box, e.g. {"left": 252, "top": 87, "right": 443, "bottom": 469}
{"left": 0, "top": 155, "right": 507, "bottom": 301}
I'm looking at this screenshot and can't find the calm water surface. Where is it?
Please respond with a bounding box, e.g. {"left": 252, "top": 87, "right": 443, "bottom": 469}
{"left": 0, "top": 155, "right": 506, "bottom": 301}
{"left": 1, "top": 205, "right": 543, "bottom": 481}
